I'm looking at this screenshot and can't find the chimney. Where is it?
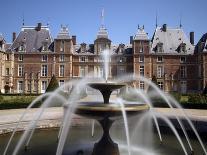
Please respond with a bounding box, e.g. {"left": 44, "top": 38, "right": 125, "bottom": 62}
{"left": 130, "top": 36, "right": 133, "bottom": 44}
{"left": 162, "top": 24, "right": 167, "bottom": 32}
{"left": 190, "top": 32, "right": 194, "bottom": 45}
{"left": 36, "top": 23, "right": 42, "bottom": 31}
{"left": 72, "top": 35, "right": 76, "bottom": 45}
{"left": 12, "top": 32, "right": 16, "bottom": 42}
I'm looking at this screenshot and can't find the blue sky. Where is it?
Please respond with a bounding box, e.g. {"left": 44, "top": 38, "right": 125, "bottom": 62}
{"left": 0, "top": 0, "right": 206, "bottom": 44}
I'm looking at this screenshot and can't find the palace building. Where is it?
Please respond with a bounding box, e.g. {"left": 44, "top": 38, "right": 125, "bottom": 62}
{"left": 0, "top": 22, "right": 207, "bottom": 94}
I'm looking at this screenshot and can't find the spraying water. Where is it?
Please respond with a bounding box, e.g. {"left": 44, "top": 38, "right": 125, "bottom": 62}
{"left": 102, "top": 49, "right": 110, "bottom": 82}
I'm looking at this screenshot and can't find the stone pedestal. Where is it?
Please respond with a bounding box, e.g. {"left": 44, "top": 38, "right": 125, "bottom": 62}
{"left": 92, "top": 117, "right": 120, "bottom": 155}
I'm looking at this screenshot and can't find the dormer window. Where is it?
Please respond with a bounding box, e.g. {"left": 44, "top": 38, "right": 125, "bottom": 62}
{"left": 18, "top": 54, "right": 23, "bottom": 61}
{"left": 19, "top": 44, "right": 25, "bottom": 52}
{"left": 157, "top": 56, "right": 163, "bottom": 62}
{"left": 180, "top": 43, "right": 186, "bottom": 53}
{"left": 42, "top": 43, "right": 48, "bottom": 51}
{"left": 157, "top": 42, "right": 163, "bottom": 53}
{"left": 81, "top": 43, "right": 87, "bottom": 53}
{"left": 119, "top": 44, "right": 125, "bottom": 53}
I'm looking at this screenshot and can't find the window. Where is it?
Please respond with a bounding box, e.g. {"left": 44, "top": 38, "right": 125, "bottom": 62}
{"left": 28, "top": 83, "right": 31, "bottom": 92}
{"left": 41, "top": 65, "right": 48, "bottom": 77}
{"left": 119, "top": 57, "right": 126, "bottom": 63}
{"left": 180, "top": 56, "right": 186, "bottom": 63}
{"left": 42, "top": 43, "right": 48, "bottom": 51}
{"left": 18, "top": 81, "right": 23, "bottom": 93}
{"left": 157, "top": 56, "right": 163, "bottom": 62}
{"left": 99, "top": 67, "right": 104, "bottom": 78}
{"left": 139, "top": 42, "right": 143, "bottom": 53}
{"left": 18, "top": 54, "right": 23, "bottom": 61}
{"left": 6, "top": 68, "right": 9, "bottom": 76}
{"left": 80, "top": 66, "right": 85, "bottom": 77}
{"left": 18, "top": 65, "right": 23, "bottom": 77}
{"left": 157, "top": 66, "right": 164, "bottom": 78}
{"left": 157, "top": 42, "right": 163, "bottom": 53}
{"left": 6, "top": 54, "right": 9, "bottom": 60}
{"left": 139, "top": 56, "right": 144, "bottom": 62}
{"left": 60, "top": 54, "right": 64, "bottom": 62}
{"left": 59, "top": 80, "right": 65, "bottom": 86}
{"left": 180, "top": 43, "right": 186, "bottom": 53}
{"left": 180, "top": 66, "right": 186, "bottom": 78}
{"left": 60, "top": 41, "right": 64, "bottom": 52}
{"left": 198, "top": 65, "right": 202, "bottom": 77}
{"left": 140, "top": 81, "right": 145, "bottom": 90}
{"left": 180, "top": 81, "right": 187, "bottom": 93}
{"left": 158, "top": 82, "right": 163, "bottom": 90}
{"left": 19, "top": 44, "right": 25, "bottom": 51}
{"left": 139, "top": 65, "right": 144, "bottom": 76}
{"left": 41, "top": 81, "right": 47, "bottom": 93}
{"left": 42, "top": 55, "right": 48, "bottom": 62}
{"left": 59, "top": 65, "right": 65, "bottom": 77}
{"left": 118, "top": 66, "right": 126, "bottom": 75}
{"left": 80, "top": 56, "right": 86, "bottom": 62}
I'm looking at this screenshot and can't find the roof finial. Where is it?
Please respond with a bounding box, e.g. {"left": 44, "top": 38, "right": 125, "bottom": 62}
{"left": 101, "top": 8, "right": 104, "bottom": 28}
{"left": 22, "top": 12, "right": 25, "bottom": 26}
{"left": 179, "top": 12, "right": 182, "bottom": 28}
{"left": 155, "top": 11, "right": 158, "bottom": 28}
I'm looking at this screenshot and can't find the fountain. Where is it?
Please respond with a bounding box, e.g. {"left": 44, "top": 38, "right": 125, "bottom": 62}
{"left": 2, "top": 49, "right": 207, "bottom": 155}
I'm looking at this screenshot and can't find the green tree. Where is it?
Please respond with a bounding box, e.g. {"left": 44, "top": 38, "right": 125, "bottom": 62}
{"left": 46, "top": 75, "right": 59, "bottom": 92}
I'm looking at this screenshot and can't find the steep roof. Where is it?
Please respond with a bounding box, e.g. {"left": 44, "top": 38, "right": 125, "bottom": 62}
{"left": 9, "top": 24, "right": 53, "bottom": 52}
{"left": 151, "top": 26, "right": 194, "bottom": 54}
{"left": 134, "top": 26, "right": 149, "bottom": 40}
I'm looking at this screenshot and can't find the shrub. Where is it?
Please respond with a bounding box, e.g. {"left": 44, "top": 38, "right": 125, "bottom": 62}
{"left": 46, "top": 75, "right": 59, "bottom": 92}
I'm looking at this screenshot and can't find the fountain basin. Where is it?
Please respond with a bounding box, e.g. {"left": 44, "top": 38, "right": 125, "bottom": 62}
{"left": 75, "top": 102, "right": 149, "bottom": 120}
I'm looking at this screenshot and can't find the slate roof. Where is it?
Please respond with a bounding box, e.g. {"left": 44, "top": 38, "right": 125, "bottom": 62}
{"left": 151, "top": 26, "right": 194, "bottom": 54}
{"left": 9, "top": 25, "right": 53, "bottom": 52}
{"left": 134, "top": 27, "right": 149, "bottom": 40}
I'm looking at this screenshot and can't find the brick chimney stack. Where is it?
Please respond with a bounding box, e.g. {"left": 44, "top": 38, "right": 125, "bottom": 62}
{"left": 190, "top": 32, "right": 194, "bottom": 45}
{"left": 12, "top": 32, "right": 16, "bottom": 42}
{"left": 36, "top": 23, "right": 42, "bottom": 31}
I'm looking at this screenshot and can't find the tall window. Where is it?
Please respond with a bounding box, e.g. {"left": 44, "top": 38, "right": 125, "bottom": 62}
{"left": 42, "top": 55, "right": 48, "bottom": 62}
{"left": 180, "top": 66, "right": 187, "bottom": 78}
{"left": 6, "top": 68, "right": 9, "bottom": 76}
{"left": 41, "top": 81, "right": 47, "bottom": 93}
{"left": 59, "top": 65, "right": 65, "bottom": 77}
{"left": 139, "top": 56, "right": 144, "bottom": 62}
{"left": 60, "top": 54, "right": 64, "bottom": 62}
{"left": 18, "top": 54, "right": 23, "bottom": 61}
{"left": 118, "top": 66, "right": 126, "bottom": 75}
{"left": 60, "top": 41, "right": 64, "bottom": 52}
{"left": 157, "top": 56, "right": 163, "bottom": 62}
{"left": 18, "top": 81, "right": 23, "bottom": 93}
{"left": 157, "top": 66, "right": 164, "bottom": 78}
{"left": 6, "top": 54, "right": 9, "bottom": 60}
{"left": 80, "top": 56, "right": 86, "bottom": 62}
{"left": 180, "top": 56, "right": 186, "bottom": 63}
{"left": 140, "top": 81, "right": 145, "bottom": 90}
{"left": 18, "top": 65, "right": 23, "bottom": 77}
{"left": 158, "top": 82, "right": 163, "bottom": 90}
{"left": 139, "top": 65, "right": 144, "bottom": 76}
{"left": 41, "top": 65, "right": 48, "bottom": 77}
{"left": 80, "top": 66, "right": 85, "bottom": 77}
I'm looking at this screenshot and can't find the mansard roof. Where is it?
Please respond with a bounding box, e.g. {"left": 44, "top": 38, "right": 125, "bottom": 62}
{"left": 151, "top": 25, "right": 194, "bottom": 54}
{"left": 9, "top": 24, "right": 53, "bottom": 52}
